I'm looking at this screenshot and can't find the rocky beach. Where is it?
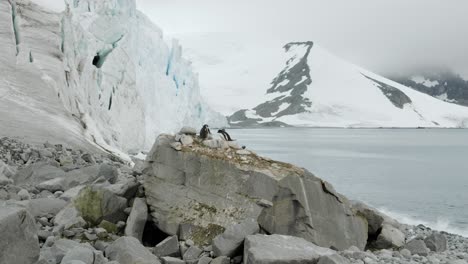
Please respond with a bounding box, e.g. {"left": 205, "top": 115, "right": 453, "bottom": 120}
{"left": 1, "top": 129, "right": 468, "bottom": 264}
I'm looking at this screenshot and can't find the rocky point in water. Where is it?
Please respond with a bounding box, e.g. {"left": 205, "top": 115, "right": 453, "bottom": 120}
{"left": 1, "top": 132, "right": 468, "bottom": 264}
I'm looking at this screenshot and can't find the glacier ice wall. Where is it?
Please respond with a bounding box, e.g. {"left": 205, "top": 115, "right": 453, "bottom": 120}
{"left": 1, "top": 0, "right": 226, "bottom": 153}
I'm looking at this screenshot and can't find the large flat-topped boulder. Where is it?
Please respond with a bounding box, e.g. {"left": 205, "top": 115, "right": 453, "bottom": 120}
{"left": 144, "top": 134, "right": 367, "bottom": 250}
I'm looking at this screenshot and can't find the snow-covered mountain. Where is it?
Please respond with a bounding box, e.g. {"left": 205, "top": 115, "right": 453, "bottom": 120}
{"left": 0, "top": 0, "right": 226, "bottom": 155}
{"left": 390, "top": 70, "right": 468, "bottom": 107}
{"left": 229, "top": 42, "right": 468, "bottom": 128}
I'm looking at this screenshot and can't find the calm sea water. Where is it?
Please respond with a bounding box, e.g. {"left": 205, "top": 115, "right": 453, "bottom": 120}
{"left": 230, "top": 128, "right": 468, "bottom": 236}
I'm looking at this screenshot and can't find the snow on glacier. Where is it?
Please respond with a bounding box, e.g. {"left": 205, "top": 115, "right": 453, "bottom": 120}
{"left": 0, "top": 0, "right": 226, "bottom": 156}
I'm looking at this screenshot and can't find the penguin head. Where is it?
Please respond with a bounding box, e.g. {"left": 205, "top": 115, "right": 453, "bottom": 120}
{"left": 217, "top": 129, "right": 223, "bottom": 133}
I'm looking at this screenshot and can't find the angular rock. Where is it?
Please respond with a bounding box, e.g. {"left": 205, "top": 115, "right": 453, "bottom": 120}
{"left": 106, "top": 236, "right": 161, "bottom": 264}
{"left": 16, "top": 197, "right": 67, "bottom": 218}
{"left": 0, "top": 160, "right": 15, "bottom": 178}
{"left": 212, "top": 218, "right": 259, "bottom": 257}
{"left": 180, "top": 135, "right": 194, "bottom": 146}
{"left": 180, "top": 127, "right": 197, "bottom": 135}
{"left": 203, "top": 139, "right": 229, "bottom": 149}
{"left": 161, "top": 257, "right": 186, "bottom": 264}
{"left": 198, "top": 256, "right": 213, "bottom": 264}
{"left": 318, "top": 254, "right": 351, "bottom": 264}
{"left": 18, "top": 188, "right": 31, "bottom": 200}
{"left": 171, "top": 142, "right": 183, "bottom": 151}
{"left": 37, "top": 177, "right": 66, "bottom": 192}
{"left": 374, "top": 224, "right": 405, "bottom": 249}
{"left": 183, "top": 246, "right": 203, "bottom": 261}
{"left": 14, "top": 162, "right": 66, "bottom": 187}
{"left": 154, "top": 235, "right": 181, "bottom": 257}
{"left": 54, "top": 204, "right": 87, "bottom": 230}
{"left": 236, "top": 149, "right": 251, "bottom": 155}
{"left": 145, "top": 135, "right": 368, "bottom": 249}
{"left": 211, "top": 256, "right": 230, "bottom": 264}
{"left": 352, "top": 202, "right": 385, "bottom": 236}
{"left": 74, "top": 185, "right": 127, "bottom": 225}
{"left": 0, "top": 206, "right": 40, "bottom": 264}
{"left": 50, "top": 239, "right": 81, "bottom": 263}
{"left": 37, "top": 247, "right": 58, "bottom": 264}
{"left": 404, "top": 239, "right": 430, "bottom": 256}
{"left": 97, "top": 163, "right": 119, "bottom": 184}
{"left": 0, "top": 173, "right": 13, "bottom": 186}
{"left": 244, "top": 234, "right": 335, "bottom": 264}
{"left": 124, "top": 197, "right": 148, "bottom": 241}
{"left": 424, "top": 232, "right": 447, "bottom": 252}
{"left": 61, "top": 245, "right": 94, "bottom": 264}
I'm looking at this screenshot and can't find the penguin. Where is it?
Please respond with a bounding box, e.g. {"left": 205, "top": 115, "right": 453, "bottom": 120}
{"left": 217, "top": 129, "right": 234, "bottom": 141}
{"left": 199, "top": 124, "right": 211, "bottom": 140}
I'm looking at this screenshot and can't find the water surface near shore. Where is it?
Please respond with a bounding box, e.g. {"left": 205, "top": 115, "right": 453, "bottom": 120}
{"left": 230, "top": 128, "right": 468, "bottom": 236}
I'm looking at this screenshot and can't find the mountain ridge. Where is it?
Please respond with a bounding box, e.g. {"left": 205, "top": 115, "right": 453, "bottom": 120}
{"left": 229, "top": 42, "right": 468, "bottom": 128}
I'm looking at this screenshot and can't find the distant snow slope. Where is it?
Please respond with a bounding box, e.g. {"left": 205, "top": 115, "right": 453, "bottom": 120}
{"left": 228, "top": 42, "right": 468, "bottom": 128}
{"left": 174, "top": 33, "right": 286, "bottom": 115}
{"left": 0, "top": 0, "right": 226, "bottom": 154}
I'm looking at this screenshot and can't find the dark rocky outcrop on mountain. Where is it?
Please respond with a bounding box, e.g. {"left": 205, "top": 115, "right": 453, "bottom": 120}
{"left": 391, "top": 70, "right": 468, "bottom": 107}
{"left": 229, "top": 42, "right": 314, "bottom": 127}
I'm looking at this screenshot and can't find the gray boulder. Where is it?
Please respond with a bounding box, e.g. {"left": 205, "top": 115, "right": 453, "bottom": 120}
{"left": 14, "top": 162, "right": 66, "bottom": 186}
{"left": 37, "top": 177, "right": 67, "bottom": 192}
{"left": 61, "top": 245, "right": 94, "bottom": 264}
{"left": 61, "top": 261, "right": 87, "bottom": 264}
{"left": 318, "top": 254, "right": 351, "bottom": 264}
{"left": 404, "top": 239, "right": 430, "bottom": 256}
{"left": 74, "top": 185, "right": 127, "bottom": 225}
{"left": 180, "top": 127, "right": 197, "bottom": 135}
{"left": 51, "top": 239, "right": 81, "bottom": 263}
{"left": 15, "top": 197, "right": 67, "bottom": 218}
{"left": 0, "top": 160, "right": 15, "bottom": 178}
{"left": 124, "top": 197, "right": 148, "bottom": 242}
{"left": 352, "top": 202, "right": 386, "bottom": 236}
{"left": 243, "top": 234, "right": 335, "bottom": 264}
{"left": 180, "top": 135, "right": 194, "bottom": 146}
{"left": 0, "top": 206, "right": 40, "bottom": 264}
{"left": 211, "top": 256, "right": 230, "bottom": 264}
{"left": 154, "top": 235, "right": 180, "bottom": 257}
{"left": 202, "top": 139, "right": 229, "bottom": 149}
{"left": 144, "top": 135, "right": 367, "bottom": 250}
{"left": 106, "top": 236, "right": 161, "bottom": 264}
{"left": 0, "top": 174, "right": 13, "bottom": 186}
{"left": 212, "top": 218, "right": 259, "bottom": 257}
{"left": 352, "top": 201, "right": 400, "bottom": 237}
{"left": 424, "top": 232, "right": 447, "bottom": 252}
{"left": 198, "top": 256, "right": 213, "bottom": 264}
{"left": 374, "top": 224, "right": 405, "bottom": 249}
{"left": 183, "top": 245, "right": 203, "bottom": 261}
{"left": 161, "top": 257, "right": 186, "bottom": 264}
{"left": 18, "top": 188, "right": 31, "bottom": 200}
{"left": 0, "top": 161, "right": 14, "bottom": 185}
{"left": 54, "top": 204, "right": 87, "bottom": 230}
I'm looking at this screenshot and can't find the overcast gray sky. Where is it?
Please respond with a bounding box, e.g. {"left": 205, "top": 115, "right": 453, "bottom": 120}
{"left": 136, "top": 0, "right": 468, "bottom": 77}
{"left": 34, "top": 0, "right": 468, "bottom": 77}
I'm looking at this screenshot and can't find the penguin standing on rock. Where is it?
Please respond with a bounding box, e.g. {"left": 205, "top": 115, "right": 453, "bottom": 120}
{"left": 218, "top": 129, "right": 234, "bottom": 141}
{"left": 199, "top": 124, "right": 211, "bottom": 140}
